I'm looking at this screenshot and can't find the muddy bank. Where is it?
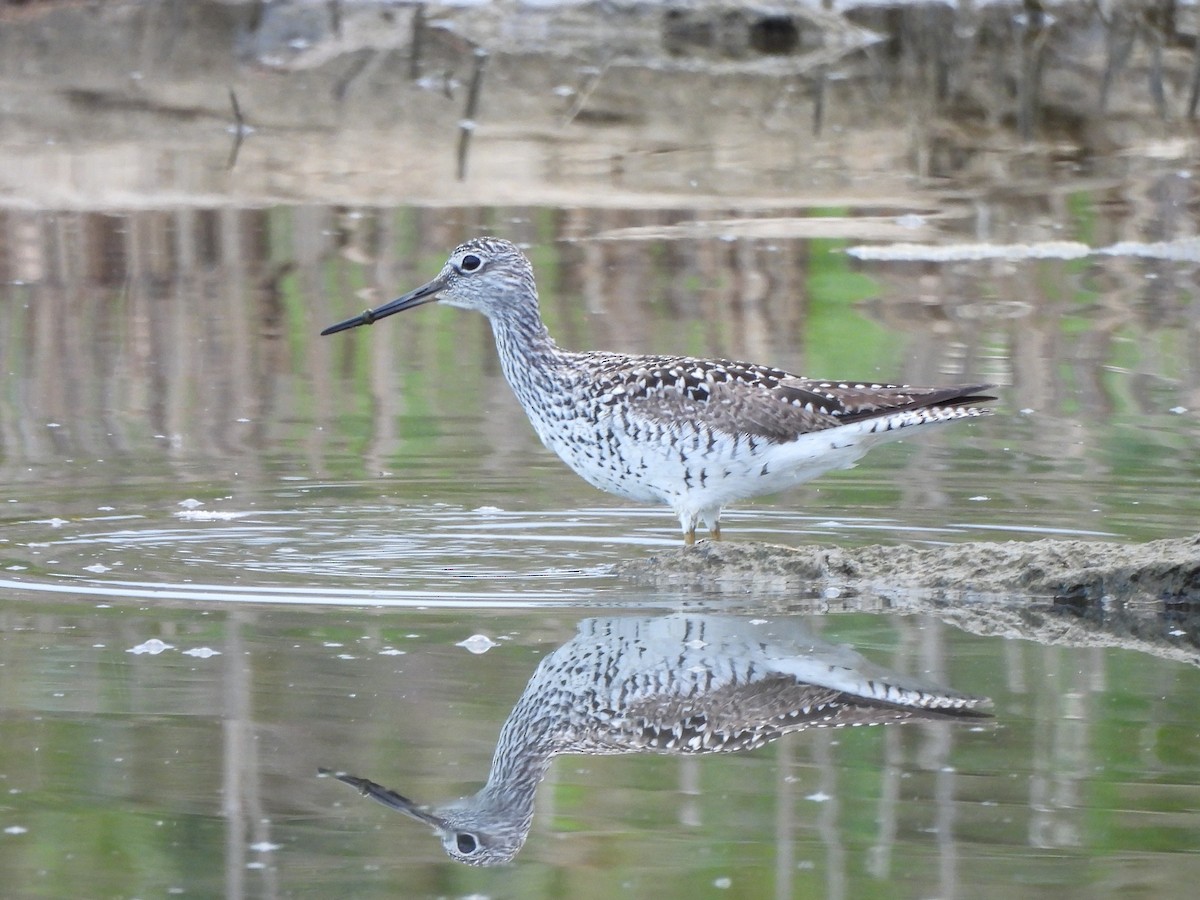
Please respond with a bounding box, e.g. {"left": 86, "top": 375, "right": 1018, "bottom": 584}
{"left": 617, "top": 534, "right": 1200, "bottom": 665}
{"left": 4, "top": 0, "right": 1199, "bottom": 209}
{"left": 618, "top": 533, "right": 1200, "bottom": 599}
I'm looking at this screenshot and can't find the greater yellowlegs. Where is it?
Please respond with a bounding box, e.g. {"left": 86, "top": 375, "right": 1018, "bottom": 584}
{"left": 322, "top": 237, "right": 994, "bottom": 542}
{"left": 321, "top": 614, "right": 991, "bottom": 865}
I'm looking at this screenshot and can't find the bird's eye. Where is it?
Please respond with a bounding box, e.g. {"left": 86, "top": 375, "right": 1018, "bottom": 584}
{"left": 460, "top": 254, "right": 482, "bottom": 272}
{"left": 455, "top": 832, "right": 478, "bottom": 854}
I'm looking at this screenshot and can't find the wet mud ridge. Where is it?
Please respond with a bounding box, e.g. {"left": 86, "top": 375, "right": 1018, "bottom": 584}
{"left": 617, "top": 534, "right": 1200, "bottom": 666}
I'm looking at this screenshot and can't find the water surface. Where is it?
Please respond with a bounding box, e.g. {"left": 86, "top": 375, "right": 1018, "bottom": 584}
{"left": 2, "top": 1, "right": 1199, "bottom": 897}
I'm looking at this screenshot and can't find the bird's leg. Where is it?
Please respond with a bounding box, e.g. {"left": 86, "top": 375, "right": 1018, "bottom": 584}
{"left": 680, "top": 511, "right": 700, "bottom": 545}
{"left": 709, "top": 523, "right": 721, "bottom": 541}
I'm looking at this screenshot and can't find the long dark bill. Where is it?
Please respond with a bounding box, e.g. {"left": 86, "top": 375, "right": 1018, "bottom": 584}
{"left": 320, "top": 276, "right": 445, "bottom": 336}
{"left": 318, "top": 767, "right": 448, "bottom": 830}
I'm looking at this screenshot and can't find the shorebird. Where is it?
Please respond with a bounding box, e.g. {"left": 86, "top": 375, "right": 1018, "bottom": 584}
{"left": 321, "top": 614, "right": 992, "bottom": 865}
{"left": 322, "top": 237, "right": 994, "bottom": 542}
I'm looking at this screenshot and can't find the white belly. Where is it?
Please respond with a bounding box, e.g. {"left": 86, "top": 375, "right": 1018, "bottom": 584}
{"left": 531, "top": 412, "right": 901, "bottom": 511}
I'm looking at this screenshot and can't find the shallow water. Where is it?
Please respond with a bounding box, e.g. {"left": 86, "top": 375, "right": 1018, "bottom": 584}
{"left": 2, "top": 1, "right": 1200, "bottom": 897}
{"left": 5, "top": 598, "right": 1199, "bottom": 898}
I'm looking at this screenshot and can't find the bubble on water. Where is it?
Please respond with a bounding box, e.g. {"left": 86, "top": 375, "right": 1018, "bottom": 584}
{"left": 128, "top": 639, "right": 174, "bottom": 655}
{"left": 182, "top": 647, "right": 221, "bottom": 658}
{"left": 457, "top": 634, "right": 499, "bottom": 654}
{"left": 177, "top": 498, "right": 204, "bottom": 509}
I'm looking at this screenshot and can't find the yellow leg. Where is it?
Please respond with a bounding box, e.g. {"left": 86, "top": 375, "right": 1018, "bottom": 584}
{"left": 684, "top": 528, "right": 696, "bottom": 546}
{"left": 709, "top": 523, "right": 721, "bottom": 541}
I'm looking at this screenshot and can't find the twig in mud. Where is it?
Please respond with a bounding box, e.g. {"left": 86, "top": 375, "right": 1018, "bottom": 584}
{"left": 227, "top": 87, "right": 250, "bottom": 170}
{"left": 456, "top": 47, "right": 488, "bottom": 181}
{"left": 1189, "top": 37, "right": 1200, "bottom": 119}
{"left": 811, "top": 64, "right": 827, "bottom": 137}
{"left": 410, "top": 3, "right": 426, "bottom": 81}
{"left": 560, "top": 62, "right": 608, "bottom": 127}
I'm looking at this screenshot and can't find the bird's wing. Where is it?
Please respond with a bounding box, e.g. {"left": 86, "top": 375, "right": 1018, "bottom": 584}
{"left": 588, "top": 355, "right": 994, "bottom": 443}
{"left": 602, "top": 675, "right": 989, "bottom": 754}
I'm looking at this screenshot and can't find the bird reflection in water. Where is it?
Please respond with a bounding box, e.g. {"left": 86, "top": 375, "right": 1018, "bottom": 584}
{"left": 321, "top": 614, "right": 991, "bottom": 865}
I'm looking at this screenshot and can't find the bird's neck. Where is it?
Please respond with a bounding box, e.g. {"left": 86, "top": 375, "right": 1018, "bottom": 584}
{"left": 486, "top": 302, "right": 572, "bottom": 404}
{"left": 470, "top": 697, "right": 561, "bottom": 839}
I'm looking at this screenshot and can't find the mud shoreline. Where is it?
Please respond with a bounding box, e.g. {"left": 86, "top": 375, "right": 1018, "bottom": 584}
{"left": 617, "top": 534, "right": 1200, "bottom": 665}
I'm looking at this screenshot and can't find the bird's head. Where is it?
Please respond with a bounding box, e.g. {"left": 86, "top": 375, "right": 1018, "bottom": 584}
{"left": 320, "top": 237, "right": 536, "bottom": 335}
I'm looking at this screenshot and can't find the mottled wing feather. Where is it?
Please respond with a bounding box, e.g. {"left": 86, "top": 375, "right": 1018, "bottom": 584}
{"left": 590, "top": 354, "right": 995, "bottom": 443}
{"left": 598, "top": 675, "right": 989, "bottom": 754}
{"left": 795, "top": 379, "right": 998, "bottom": 423}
